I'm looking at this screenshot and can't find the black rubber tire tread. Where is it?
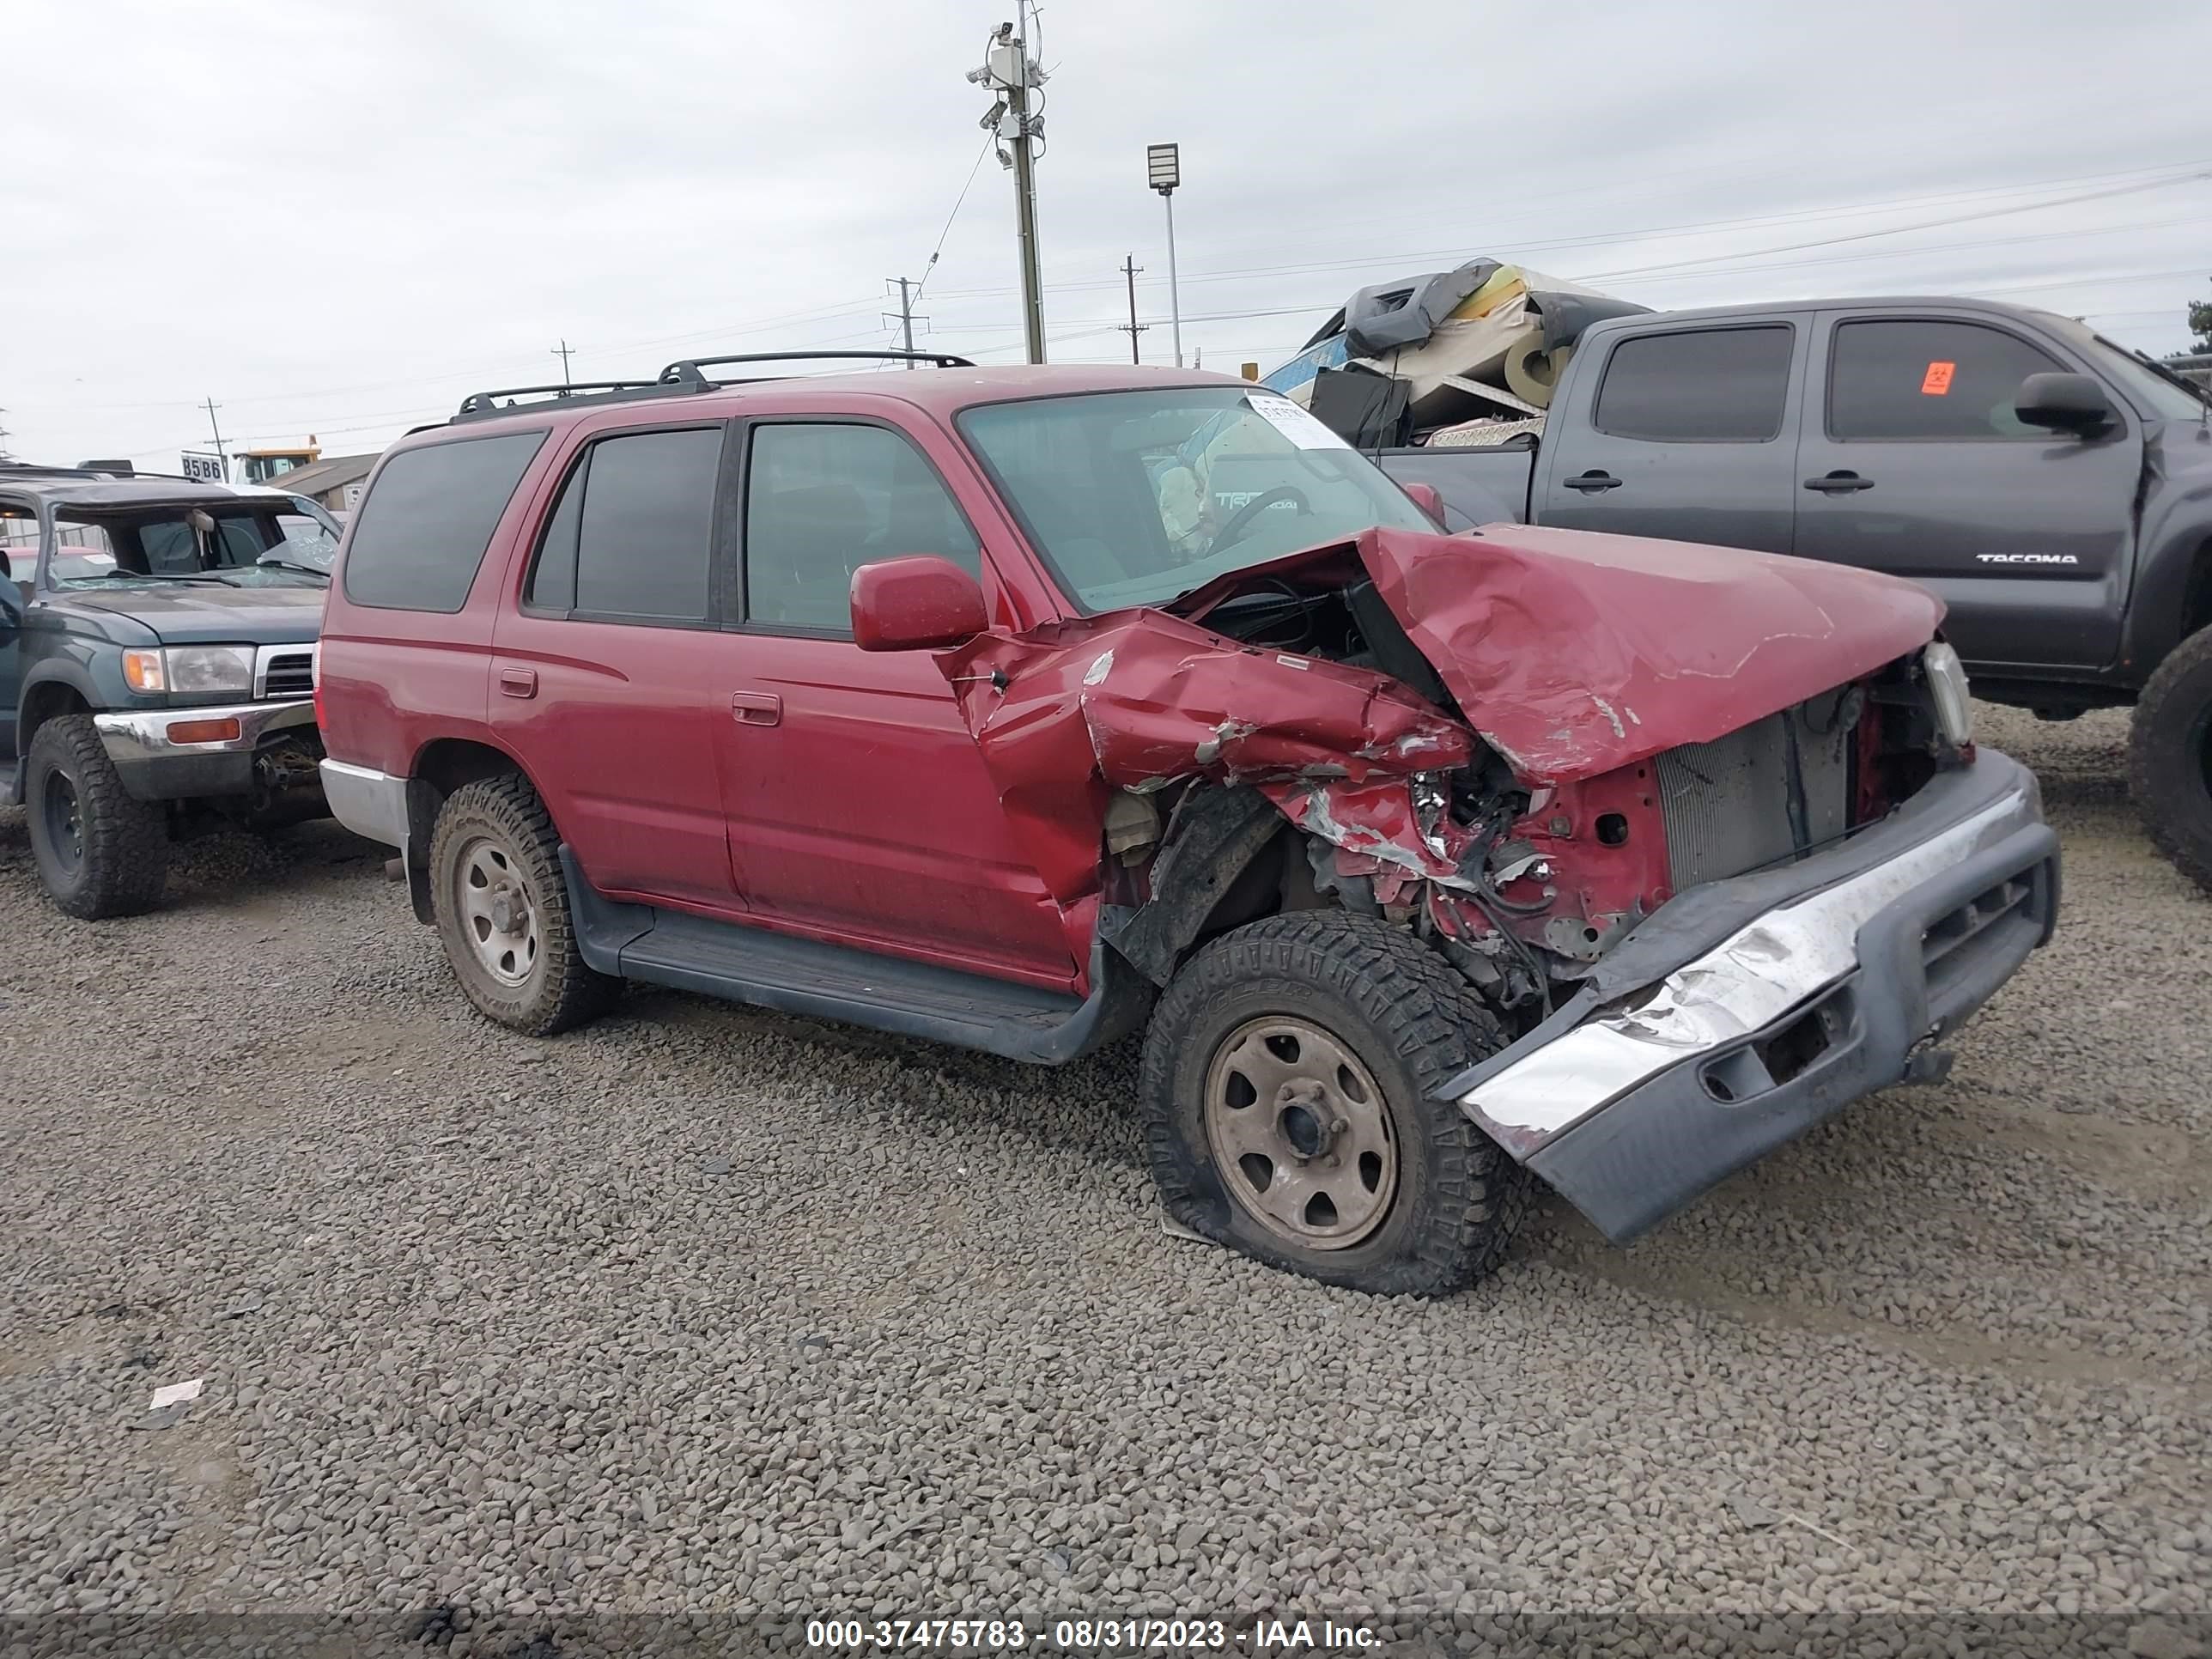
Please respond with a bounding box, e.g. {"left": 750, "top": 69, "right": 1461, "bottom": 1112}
{"left": 2128, "top": 623, "right": 2212, "bottom": 895}
{"left": 428, "top": 775, "right": 619, "bottom": 1036}
{"left": 23, "top": 714, "right": 169, "bottom": 920}
{"left": 1140, "top": 908, "right": 1530, "bottom": 1297}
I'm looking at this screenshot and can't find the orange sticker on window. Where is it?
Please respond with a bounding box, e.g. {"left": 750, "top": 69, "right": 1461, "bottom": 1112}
{"left": 1921, "top": 361, "right": 1956, "bottom": 396}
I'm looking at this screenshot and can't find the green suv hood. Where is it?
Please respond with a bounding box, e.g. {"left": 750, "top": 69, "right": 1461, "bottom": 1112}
{"left": 57, "top": 584, "right": 323, "bottom": 647}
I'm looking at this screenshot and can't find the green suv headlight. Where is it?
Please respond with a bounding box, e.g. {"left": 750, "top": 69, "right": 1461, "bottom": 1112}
{"left": 120, "top": 645, "right": 256, "bottom": 697}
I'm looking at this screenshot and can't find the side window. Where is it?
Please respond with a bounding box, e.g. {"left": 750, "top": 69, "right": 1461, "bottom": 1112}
{"left": 343, "top": 429, "right": 549, "bottom": 612}
{"left": 0, "top": 505, "right": 38, "bottom": 583}
{"left": 1592, "top": 325, "right": 1796, "bottom": 443}
{"left": 569, "top": 428, "right": 721, "bottom": 623}
{"left": 744, "top": 423, "right": 981, "bottom": 633}
{"left": 1828, "top": 319, "right": 2066, "bottom": 441}
{"left": 525, "top": 458, "right": 585, "bottom": 612}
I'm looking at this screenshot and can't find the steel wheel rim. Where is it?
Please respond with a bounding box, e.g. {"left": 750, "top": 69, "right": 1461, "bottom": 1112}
{"left": 1203, "top": 1014, "right": 1398, "bottom": 1251}
{"left": 41, "top": 771, "right": 83, "bottom": 873}
{"left": 453, "top": 835, "right": 540, "bottom": 988}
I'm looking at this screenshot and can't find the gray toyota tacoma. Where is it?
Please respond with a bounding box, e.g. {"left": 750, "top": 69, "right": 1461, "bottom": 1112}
{"left": 0, "top": 465, "right": 338, "bottom": 917}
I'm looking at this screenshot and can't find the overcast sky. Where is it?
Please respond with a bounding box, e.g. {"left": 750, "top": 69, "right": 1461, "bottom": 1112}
{"left": 3, "top": 0, "right": 2208, "bottom": 470}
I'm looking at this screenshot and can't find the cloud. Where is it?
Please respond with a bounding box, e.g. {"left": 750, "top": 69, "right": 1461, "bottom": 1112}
{"left": 2, "top": 0, "right": 2206, "bottom": 468}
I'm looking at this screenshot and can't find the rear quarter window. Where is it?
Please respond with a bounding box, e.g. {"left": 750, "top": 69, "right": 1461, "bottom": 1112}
{"left": 342, "top": 429, "right": 549, "bottom": 612}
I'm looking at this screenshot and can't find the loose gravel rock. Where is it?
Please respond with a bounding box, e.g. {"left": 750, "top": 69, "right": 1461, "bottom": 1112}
{"left": 0, "top": 707, "right": 2206, "bottom": 1655}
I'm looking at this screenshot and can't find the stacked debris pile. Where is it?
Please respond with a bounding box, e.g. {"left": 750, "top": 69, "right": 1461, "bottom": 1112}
{"left": 1261, "top": 259, "right": 1650, "bottom": 448}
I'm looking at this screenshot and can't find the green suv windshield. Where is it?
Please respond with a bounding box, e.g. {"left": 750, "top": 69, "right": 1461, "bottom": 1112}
{"left": 49, "top": 497, "right": 339, "bottom": 590}
{"left": 957, "top": 387, "right": 1434, "bottom": 613}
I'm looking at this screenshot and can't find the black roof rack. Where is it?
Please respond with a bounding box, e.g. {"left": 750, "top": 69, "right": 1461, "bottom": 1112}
{"left": 453, "top": 378, "right": 707, "bottom": 423}
{"left": 656, "top": 348, "right": 975, "bottom": 384}
{"left": 451, "top": 349, "right": 979, "bottom": 427}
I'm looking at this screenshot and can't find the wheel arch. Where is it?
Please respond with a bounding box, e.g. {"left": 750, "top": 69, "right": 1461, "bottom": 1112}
{"left": 403, "top": 736, "right": 536, "bottom": 925}
{"left": 17, "top": 668, "right": 96, "bottom": 750}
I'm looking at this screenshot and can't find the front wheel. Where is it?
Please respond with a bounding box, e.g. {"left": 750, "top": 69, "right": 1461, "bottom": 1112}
{"left": 23, "top": 714, "right": 169, "bottom": 919}
{"left": 2129, "top": 625, "right": 2212, "bottom": 895}
{"left": 1139, "top": 910, "right": 1528, "bottom": 1296}
{"left": 428, "top": 775, "right": 619, "bottom": 1036}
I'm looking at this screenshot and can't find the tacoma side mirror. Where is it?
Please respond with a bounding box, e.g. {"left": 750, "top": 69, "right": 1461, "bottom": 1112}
{"left": 1400, "top": 481, "right": 1446, "bottom": 527}
{"left": 2014, "top": 372, "right": 2114, "bottom": 436}
{"left": 850, "top": 556, "right": 988, "bottom": 652}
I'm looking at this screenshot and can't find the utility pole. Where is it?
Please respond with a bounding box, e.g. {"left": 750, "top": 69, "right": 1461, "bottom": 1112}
{"left": 203, "top": 398, "right": 227, "bottom": 478}
{"left": 552, "top": 339, "right": 574, "bottom": 386}
{"left": 969, "top": 13, "right": 1048, "bottom": 362}
{"left": 0, "top": 409, "right": 12, "bottom": 463}
{"left": 1146, "top": 144, "right": 1185, "bottom": 368}
{"left": 1118, "top": 255, "right": 1147, "bottom": 363}
{"left": 884, "top": 277, "right": 927, "bottom": 367}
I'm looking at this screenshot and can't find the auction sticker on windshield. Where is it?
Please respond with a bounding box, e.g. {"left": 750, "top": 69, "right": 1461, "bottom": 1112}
{"left": 1247, "top": 393, "right": 1353, "bottom": 451}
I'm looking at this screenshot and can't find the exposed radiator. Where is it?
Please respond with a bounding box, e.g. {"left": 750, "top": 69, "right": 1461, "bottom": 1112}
{"left": 1656, "top": 693, "right": 1856, "bottom": 891}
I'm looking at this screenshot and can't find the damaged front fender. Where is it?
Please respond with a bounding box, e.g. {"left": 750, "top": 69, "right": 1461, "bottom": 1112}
{"left": 938, "top": 608, "right": 1475, "bottom": 908}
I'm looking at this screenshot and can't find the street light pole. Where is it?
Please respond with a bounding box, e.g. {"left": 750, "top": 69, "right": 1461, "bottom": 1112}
{"left": 1146, "top": 143, "right": 1183, "bottom": 368}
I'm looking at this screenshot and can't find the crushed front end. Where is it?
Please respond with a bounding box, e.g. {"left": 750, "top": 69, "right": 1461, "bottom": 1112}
{"left": 939, "top": 522, "right": 2059, "bottom": 1243}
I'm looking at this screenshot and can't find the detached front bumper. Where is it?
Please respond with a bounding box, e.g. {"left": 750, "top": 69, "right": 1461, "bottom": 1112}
{"left": 95, "top": 700, "right": 324, "bottom": 804}
{"left": 1449, "top": 750, "right": 2058, "bottom": 1243}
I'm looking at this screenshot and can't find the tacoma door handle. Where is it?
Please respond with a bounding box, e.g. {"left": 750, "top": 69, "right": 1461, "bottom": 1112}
{"left": 498, "top": 666, "right": 538, "bottom": 698}
{"left": 731, "top": 692, "right": 782, "bottom": 726}
{"left": 1562, "top": 470, "right": 1621, "bottom": 493}
{"left": 1804, "top": 471, "right": 1875, "bottom": 493}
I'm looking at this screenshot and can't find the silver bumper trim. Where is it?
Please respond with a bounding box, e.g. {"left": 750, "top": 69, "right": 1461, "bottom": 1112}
{"left": 1461, "top": 778, "right": 2042, "bottom": 1156}
{"left": 94, "top": 699, "right": 316, "bottom": 760}
{"left": 319, "top": 758, "right": 410, "bottom": 850}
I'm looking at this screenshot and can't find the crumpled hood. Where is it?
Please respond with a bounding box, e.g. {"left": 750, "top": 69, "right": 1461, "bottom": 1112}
{"left": 57, "top": 583, "right": 324, "bottom": 647}
{"left": 1339, "top": 524, "right": 1942, "bottom": 784}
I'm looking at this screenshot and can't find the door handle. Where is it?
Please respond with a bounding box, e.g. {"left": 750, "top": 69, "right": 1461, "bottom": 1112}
{"left": 731, "top": 691, "right": 782, "bottom": 726}
{"left": 1562, "top": 470, "right": 1622, "bottom": 493}
{"left": 498, "top": 666, "right": 538, "bottom": 698}
{"left": 1803, "top": 471, "right": 1875, "bottom": 493}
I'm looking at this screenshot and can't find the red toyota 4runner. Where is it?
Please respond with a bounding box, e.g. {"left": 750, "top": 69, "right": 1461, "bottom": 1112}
{"left": 317, "top": 352, "right": 2059, "bottom": 1295}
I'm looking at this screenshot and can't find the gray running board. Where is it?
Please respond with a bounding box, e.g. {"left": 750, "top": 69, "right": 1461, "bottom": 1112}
{"left": 557, "top": 848, "right": 1147, "bottom": 1065}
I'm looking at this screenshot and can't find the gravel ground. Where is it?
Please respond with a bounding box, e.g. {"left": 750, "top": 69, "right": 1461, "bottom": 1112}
{"left": 1, "top": 705, "right": 2207, "bottom": 1656}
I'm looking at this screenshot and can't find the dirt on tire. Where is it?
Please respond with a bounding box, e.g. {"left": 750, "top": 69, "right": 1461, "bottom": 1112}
{"left": 428, "top": 774, "right": 619, "bottom": 1036}
{"left": 1139, "top": 908, "right": 1528, "bottom": 1297}
{"left": 22, "top": 714, "right": 169, "bottom": 920}
{"left": 2127, "top": 623, "right": 2212, "bottom": 895}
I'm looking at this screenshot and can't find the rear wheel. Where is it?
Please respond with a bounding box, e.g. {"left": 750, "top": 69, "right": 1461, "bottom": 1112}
{"left": 23, "top": 715, "right": 169, "bottom": 919}
{"left": 2128, "top": 625, "right": 2212, "bottom": 895}
{"left": 428, "top": 775, "right": 618, "bottom": 1035}
{"left": 1140, "top": 910, "right": 1528, "bottom": 1296}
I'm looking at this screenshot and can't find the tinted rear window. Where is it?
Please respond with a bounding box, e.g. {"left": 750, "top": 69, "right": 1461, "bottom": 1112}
{"left": 342, "top": 430, "right": 548, "bottom": 611}
{"left": 1593, "top": 325, "right": 1795, "bottom": 442}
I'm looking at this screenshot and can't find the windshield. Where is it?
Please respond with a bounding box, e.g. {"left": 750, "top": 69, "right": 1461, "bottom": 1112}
{"left": 958, "top": 387, "right": 1434, "bottom": 612}
{"left": 50, "top": 500, "right": 336, "bottom": 589}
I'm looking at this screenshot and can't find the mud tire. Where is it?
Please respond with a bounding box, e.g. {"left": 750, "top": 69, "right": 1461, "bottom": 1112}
{"left": 2129, "top": 624, "right": 2212, "bottom": 896}
{"left": 1140, "top": 910, "right": 1529, "bottom": 1296}
{"left": 24, "top": 714, "right": 170, "bottom": 919}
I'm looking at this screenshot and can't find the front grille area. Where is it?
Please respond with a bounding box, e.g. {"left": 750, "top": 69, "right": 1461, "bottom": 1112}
{"left": 1656, "top": 692, "right": 1856, "bottom": 891}
{"left": 260, "top": 652, "right": 315, "bottom": 698}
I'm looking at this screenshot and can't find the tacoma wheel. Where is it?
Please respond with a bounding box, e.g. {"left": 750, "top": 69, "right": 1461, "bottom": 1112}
{"left": 428, "top": 775, "right": 618, "bottom": 1036}
{"left": 2129, "top": 625, "right": 2212, "bottom": 895}
{"left": 23, "top": 715, "right": 169, "bottom": 919}
{"left": 1140, "top": 909, "right": 1528, "bottom": 1296}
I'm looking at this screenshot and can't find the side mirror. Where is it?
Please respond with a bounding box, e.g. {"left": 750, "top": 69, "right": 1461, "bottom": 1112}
{"left": 1400, "top": 481, "right": 1446, "bottom": 527}
{"left": 850, "top": 556, "right": 988, "bottom": 652}
{"left": 2014, "top": 371, "right": 2113, "bottom": 435}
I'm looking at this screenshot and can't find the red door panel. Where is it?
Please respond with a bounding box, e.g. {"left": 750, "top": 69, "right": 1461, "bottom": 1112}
{"left": 489, "top": 611, "right": 737, "bottom": 909}
{"left": 718, "top": 635, "right": 1074, "bottom": 986}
